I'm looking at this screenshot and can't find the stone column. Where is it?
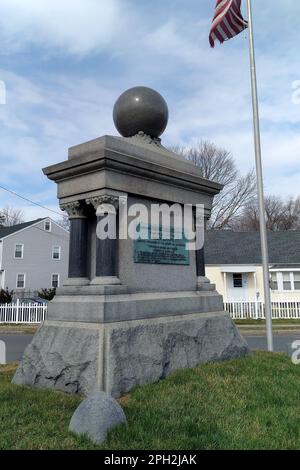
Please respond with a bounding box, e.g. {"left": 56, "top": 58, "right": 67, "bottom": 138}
{"left": 195, "top": 210, "right": 214, "bottom": 291}
{"left": 86, "top": 194, "right": 121, "bottom": 285}
{"left": 196, "top": 247, "right": 206, "bottom": 278}
{"left": 196, "top": 240, "right": 211, "bottom": 290}
{"left": 60, "top": 201, "right": 89, "bottom": 286}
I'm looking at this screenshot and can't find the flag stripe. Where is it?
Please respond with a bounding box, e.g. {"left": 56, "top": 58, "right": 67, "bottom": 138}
{"left": 209, "top": 0, "right": 248, "bottom": 48}
{"left": 232, "top": 1, "right": 247, "bottom": 25}
{"left": 211, "top": 1, "right": 234, "bottom": 30}
{"left": 228, "top": 11, "right": 244, "bottom": 32}
{"left": 222, "top": 17, "right": 236, "bottom": 37}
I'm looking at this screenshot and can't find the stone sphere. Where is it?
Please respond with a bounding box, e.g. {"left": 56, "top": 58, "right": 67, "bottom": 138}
{"left": 113, "top": 86, "right": 169, "bottom": 138}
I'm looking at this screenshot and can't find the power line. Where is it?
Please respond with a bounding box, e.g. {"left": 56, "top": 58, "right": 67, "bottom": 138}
{"left": 0, "top": 184, "right": 68, "bottom": 218}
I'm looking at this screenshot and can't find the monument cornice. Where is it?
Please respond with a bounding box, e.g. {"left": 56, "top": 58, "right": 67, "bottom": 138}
{"left": 43, "top": 136, "right": 223, "bottom": 199}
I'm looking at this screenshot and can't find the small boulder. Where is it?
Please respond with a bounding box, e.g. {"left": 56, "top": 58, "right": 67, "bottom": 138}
{"left": 69, "top": 392, "right": 127, "bottom": 445}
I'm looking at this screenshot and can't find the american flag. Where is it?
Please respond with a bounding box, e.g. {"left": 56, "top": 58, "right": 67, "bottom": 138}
{"left": 209, "top": 0, "right": 248, "bottom": 48}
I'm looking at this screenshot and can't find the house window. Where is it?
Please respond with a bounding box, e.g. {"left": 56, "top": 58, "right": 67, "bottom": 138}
{"left": 271, "top": 271, "right": 300, "bottom": 291}
{"left": 283, "top": 272, "right": 292, "bottom": 291}
{"left": 16, "top": 273, "right": 25, "bottom": 289}
{"left": 52, "top": 246, "right": 61, "bottom": 260}
{"left": 233, "top": 273, "right": 243, "bottom": 288}
{"left": 51, "top": 274, "right": 59, "bottom": 289}
{"left": 270, "top": 272, "right": 278, "bottom": 290}
{"left": 44, "top": 220, "right": 51, "bottom": 232}
{"left": 293, "top": 272, "right": 300, "bottom": 290}
{"left": 14, "top": 244, "right": 24, "bottom": 259}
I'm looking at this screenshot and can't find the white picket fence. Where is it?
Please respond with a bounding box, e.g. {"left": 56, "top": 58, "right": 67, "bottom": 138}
{"left": 224, "top": 300, "right": 300, "bottom": 320}
{"left": 0, "top": 300, "right": 47, "bottom": 324}
{"left": 1, "top": 299, "right": 300, "bottom": 323}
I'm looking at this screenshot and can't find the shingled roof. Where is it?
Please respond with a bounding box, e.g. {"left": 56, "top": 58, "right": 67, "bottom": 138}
{"left": 0, "top": 219, "right": 44, "bottom": 239}
{"left": 205, "top": 231, "right": 300, "bottom": 265}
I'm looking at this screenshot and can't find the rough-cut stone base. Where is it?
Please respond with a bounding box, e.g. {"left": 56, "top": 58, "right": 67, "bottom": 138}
{"left": 13, "top": 324, "right": 99, "bottom": 395}
{"left": 12, "top": 311, "right": 249, "bottom": 398}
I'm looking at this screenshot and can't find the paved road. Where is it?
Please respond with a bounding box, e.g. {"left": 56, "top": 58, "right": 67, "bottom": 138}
{"left": 0, "top": 334, "right": 33, "bottom": 363}
{"left": 1, "top": 332, "right": 300, "bottom": 364}
{"left": 243, "top": 332, "right": 300, "bottom": 354}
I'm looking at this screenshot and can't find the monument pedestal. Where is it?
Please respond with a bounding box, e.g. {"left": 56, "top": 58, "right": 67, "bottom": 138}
{"left": 13, "top": 88, "right": 249, "bottom": 396}
{"left": 13, "top": 310, "right": 248, "bottom": 398}
{"left": 13, "top": 282, "right": 248, "bottom": 397}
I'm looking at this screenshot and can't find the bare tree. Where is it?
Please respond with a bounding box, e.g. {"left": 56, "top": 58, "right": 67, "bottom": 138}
{"left": 0, "top": 206, "right": 24, "bottom": 227}
{"left": 233, "top": 196, "right": 300, "bottom": 231}
{"left": 55, "top": 216, "right": 70, "bottom": 231}
{"left": 281, "top": 197, "right": 300, "bottom": 230}
{"left": 173, "top": 141, "right": 256, "bottom": 229}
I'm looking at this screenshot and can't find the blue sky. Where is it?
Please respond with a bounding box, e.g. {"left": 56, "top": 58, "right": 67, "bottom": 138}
{"left": 0, "top": 0, "right": 300, "bottom": 220}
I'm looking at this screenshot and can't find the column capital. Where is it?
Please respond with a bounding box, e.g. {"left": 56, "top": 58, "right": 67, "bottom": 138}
{"left": 86, "top": 194, "right": 120, "bottom": 214}
{"left": 60, "top": 201, "right": 87, "bottom": 219}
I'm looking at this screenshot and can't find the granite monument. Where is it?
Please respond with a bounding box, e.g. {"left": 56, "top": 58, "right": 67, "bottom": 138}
{"left": 13, "top": 86, "right": 249, "bottom": 397}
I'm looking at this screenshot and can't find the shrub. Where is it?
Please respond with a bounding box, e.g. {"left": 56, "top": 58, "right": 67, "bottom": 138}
{"left": 37, "top": 288, "right": 56, "bottom": 301}
{"left": 0, "top": 288, "right": 14, "bottom": 304}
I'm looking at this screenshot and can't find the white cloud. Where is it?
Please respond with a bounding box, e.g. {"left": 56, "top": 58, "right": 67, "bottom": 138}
{"left": 0, "top": 70, "right": 120, "bottom": 211}
{"left": 0, "top": 0, "right": 132, "bottom": 55}
{"left": 0, "top": 0, "right": 300, "bottom": 220}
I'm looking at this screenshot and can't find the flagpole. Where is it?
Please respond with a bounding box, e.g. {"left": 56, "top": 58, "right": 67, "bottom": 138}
{"left": 246, "top": 0, "right": 273, "bottom": 352}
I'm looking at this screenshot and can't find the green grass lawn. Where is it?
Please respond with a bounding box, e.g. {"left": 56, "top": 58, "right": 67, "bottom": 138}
{"left": 1, "top": 352, "right": 300, "bottom": 450}
{"left": 235, "top": 319, "right": 300, "bottom": 326}
{"left": 0, "top": 324, "right": 38, "bottom": 334}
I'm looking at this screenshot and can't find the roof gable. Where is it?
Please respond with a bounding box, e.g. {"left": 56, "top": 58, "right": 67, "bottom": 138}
{"left": 0, "top": 219, "right": 44, "bottom": 239}
{"left": 205, "top": 231, "right": 300, "bottom": 265}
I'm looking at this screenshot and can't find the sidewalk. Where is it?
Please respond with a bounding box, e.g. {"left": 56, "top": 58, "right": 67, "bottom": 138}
{"left": 237, "top": 323, "right": 300, "bottom": 335}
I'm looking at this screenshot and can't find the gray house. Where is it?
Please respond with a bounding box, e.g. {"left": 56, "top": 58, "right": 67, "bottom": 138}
{"left": 0, "top": 218, "right": 69, "bottom": 296}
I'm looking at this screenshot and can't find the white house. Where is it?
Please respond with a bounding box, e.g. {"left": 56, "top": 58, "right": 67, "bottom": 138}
{"left": 205, "top": 231, "right": 300, "bottom": 302}
{"left": 0, "top": 218, "right": 69, "bottom": 297}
